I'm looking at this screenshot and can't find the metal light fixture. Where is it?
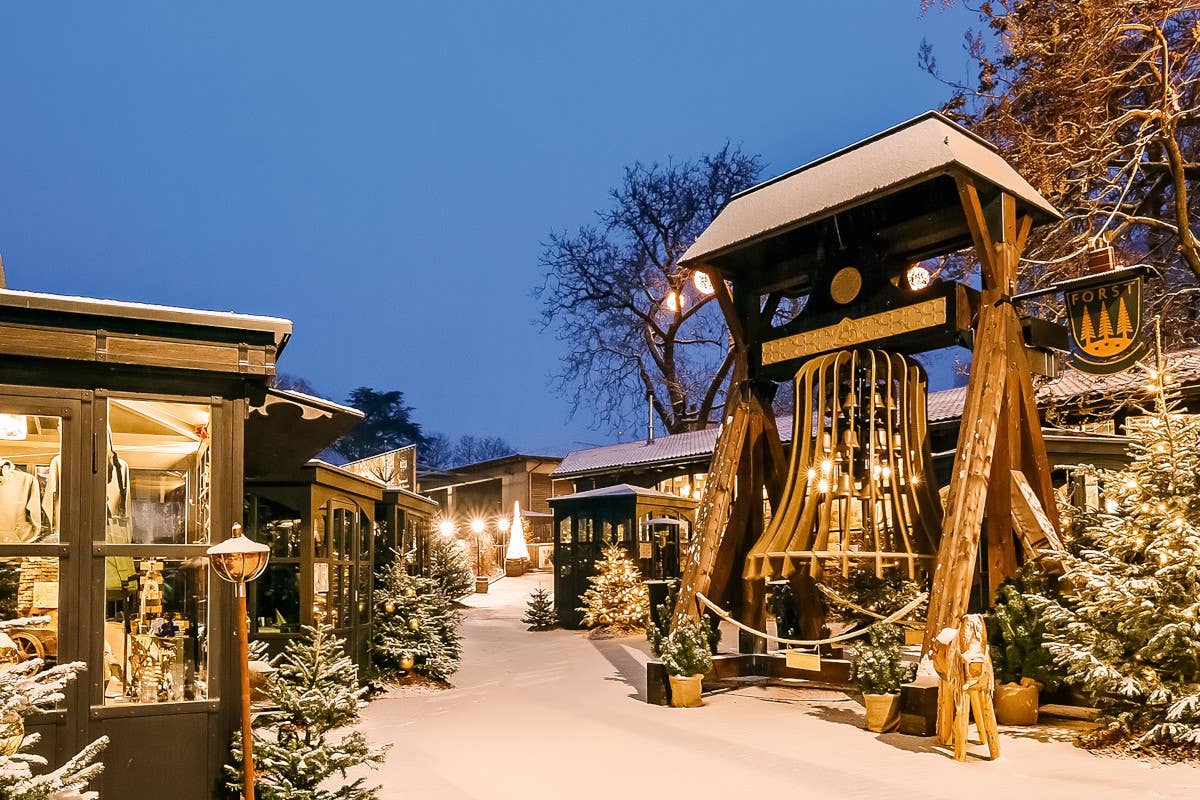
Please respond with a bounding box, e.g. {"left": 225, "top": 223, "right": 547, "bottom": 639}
{"left": 692, "top": 271, "right": 715, "bottom": 296}
{"left": 208, "top": 524, "right": 270, "bottom": 800}
{"left": 906, "top": 264, "right": 931, "bottom": 291}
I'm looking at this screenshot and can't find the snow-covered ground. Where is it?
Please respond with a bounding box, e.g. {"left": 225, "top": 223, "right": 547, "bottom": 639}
{"left": 358, "top": 572, "right": 1200, "bottom": 799}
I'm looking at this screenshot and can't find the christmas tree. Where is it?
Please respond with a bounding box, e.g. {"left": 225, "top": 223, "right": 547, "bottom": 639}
{"left": 578, "top": 545, "right": 648, "bottom": 634}
{"left": 372, "top": 557, "right": 461, "bottom": 682}
{"left": 985, "top": 565, "right": 1059, "bottom": 689}
{"left": 227, "top": 622, "right": 385, "bottom": 800}
{"left": 427, "top": 536, "right": 473, "bottom": 600}
{"left": 522, "top": 587, "right": 557, "bottom": 630}
{"left": 1035, "top": 359, "right": 1200, "bottom": 747}
{"left": 0, "top": 618, "right": 108, "bottom": 800}
{"left": 849, "top": 623, "right": 913, "bottom": 696}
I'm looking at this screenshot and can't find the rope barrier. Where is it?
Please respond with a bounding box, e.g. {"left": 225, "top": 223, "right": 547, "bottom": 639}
{"left": 814, "top": 583, "right": 925, "bottom": 629}
{"left": 694, "top": 590, "right": 928, "bottom": 648}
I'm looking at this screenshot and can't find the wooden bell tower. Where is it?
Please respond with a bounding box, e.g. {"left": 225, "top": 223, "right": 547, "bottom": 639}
{"left": 672, "top": 112, "right": 1065, "bottom": 647}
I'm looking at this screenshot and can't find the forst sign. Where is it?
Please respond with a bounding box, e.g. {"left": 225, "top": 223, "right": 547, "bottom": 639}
{"left": 1063, "top": 267, "right": 1147, "bottom": 375}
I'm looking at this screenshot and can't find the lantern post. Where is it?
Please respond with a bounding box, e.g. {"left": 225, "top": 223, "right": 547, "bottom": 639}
{"left": 208, "top": 524, "right": 270, "bottom": 800}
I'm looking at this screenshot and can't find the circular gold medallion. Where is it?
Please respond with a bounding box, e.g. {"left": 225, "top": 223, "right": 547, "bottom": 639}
{"left": 830, "top": 267, "right": 862, "bottom": 305}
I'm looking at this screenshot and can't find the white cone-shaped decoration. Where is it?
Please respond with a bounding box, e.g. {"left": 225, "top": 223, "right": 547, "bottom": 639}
{"left": 505, "top": 500, "right": 529, "bottom": 560}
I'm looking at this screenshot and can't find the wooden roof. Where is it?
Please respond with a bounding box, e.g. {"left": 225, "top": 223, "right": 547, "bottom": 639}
{"left": 679, "top": 112, "right": 1059, "bottom": 290}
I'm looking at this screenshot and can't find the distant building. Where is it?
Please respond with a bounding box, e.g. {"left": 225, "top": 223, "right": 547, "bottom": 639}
{"left": 420, "top": 454, "right": 564, "bottom": 569}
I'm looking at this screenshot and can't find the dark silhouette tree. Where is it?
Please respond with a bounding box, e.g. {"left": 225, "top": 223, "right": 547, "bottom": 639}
{"left": 921, "top": 2, "right": 1200, "bottom": 346}
{"left": 333, "top": 387, "right": 425, "bottom": 461}
{"left": 536, "top": 144, "right": 762, "bottom": 435}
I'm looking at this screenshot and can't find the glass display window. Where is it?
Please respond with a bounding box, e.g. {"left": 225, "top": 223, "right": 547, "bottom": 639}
{"left": 0, "top": 412, "right": 63, "bottom": 544}
{"left": 102, "top": 556, "right": 209, "bottom": 706}
{"left": 105, "top": 399, "right": 213, "bottom": 545}
{"left": 245, "top": 493, "right": 302, "bottom": 635}
{"left": 558, "top": 517, "right": 572, "bottom": 544}
{"left": 0, "top": 408, "right": 67, "bottom": 673}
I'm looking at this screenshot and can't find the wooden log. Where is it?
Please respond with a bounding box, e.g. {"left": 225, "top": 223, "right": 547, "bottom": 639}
{"left": 924, "top": 304, "right": 1009, "bottom": 646}
{"left": 1010, "top": 470, "right": 1066, "bottom": 572}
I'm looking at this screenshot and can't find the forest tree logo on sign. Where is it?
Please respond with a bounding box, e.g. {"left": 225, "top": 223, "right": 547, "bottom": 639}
{"left": 1065, "top": 273, "right": 1146, "bottom": 374}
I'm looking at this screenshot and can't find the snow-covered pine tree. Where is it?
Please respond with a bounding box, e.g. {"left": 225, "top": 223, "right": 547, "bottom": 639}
{"left": 0, "top": 618, "right": 107, "bottom": 800}
{"left": 522, "top": 587, "right": 556, "bottom": 630}
{"left": 578, "top": 545, "right": 647, "bottom": 634}
{"left": 227, "top": 622, "right": 385, "bottom": 800}
{"left": 1035, "top": 359, "right": 1200, "bottom": 748}
{"left": 426, "top": 536, "right": 473, "bottom": 600}
{"left": 372, "top": 557, "right": 461, "bottom": 682}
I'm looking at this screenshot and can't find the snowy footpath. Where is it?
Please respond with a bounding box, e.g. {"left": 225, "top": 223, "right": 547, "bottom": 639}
{"left": 357, "top": 573, "right": 1200, "bottom": 800}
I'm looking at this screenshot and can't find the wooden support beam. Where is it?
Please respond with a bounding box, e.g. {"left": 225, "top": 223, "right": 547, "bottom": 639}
{"left": 1010, "top": 470, "right": 1066, "bottom": 573}
{"left": 924, "top": 304, "right": 1009, "bottom": 645}
{"left": 955, "top": 179, "right": 999, "bottom": 288}
{"left": 704, "top": 264, "right": 746, "bottom": 349}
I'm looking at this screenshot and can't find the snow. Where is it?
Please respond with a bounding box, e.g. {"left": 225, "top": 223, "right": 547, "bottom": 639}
{"left": 357, "top": 573, "right": 1200, "bottom": 799}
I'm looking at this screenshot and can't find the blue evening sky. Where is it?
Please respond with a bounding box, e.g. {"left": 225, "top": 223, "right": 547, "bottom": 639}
{"left": 0, "top": 2, "right": 977, "bottom": 455}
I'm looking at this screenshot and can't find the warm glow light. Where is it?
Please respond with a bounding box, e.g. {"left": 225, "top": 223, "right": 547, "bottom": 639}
{"left": 906, "top": 264, "right": 931, "bottom": 290}
{"left": 664, "top": 290, "right": 680, "bottom": 313}
{"left": 692, "top": 271, "right": 715, "bottom": 295}
{"left": 1104, "top": 498, "right": 1119, "bottom": 513}
{"left": 497, "top": 516, "right": 511, "bottom": 533}
{"left": 0, "top": 414, "right": 26, "bottom": 441}
{"left": 470, "top": 518, "right": 485, "bottom": 534}
{"left": 817, "top": 479, "right": 830, "bottom": 493}
{"left": 438, "top": 520, "right": 455, "bottom": 537}
{"left": 820, "top": 459, "right": 833, "bottom": 475}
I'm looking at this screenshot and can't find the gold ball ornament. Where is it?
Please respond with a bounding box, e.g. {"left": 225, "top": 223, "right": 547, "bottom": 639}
{"left": 384, "top": 601, "right": 396, "bottom": 614}
{"left": 407, "top": 617, "right": 420, "bottom": 631}
{"left": 399, "top": 652, "right": 415, "bottom": 671}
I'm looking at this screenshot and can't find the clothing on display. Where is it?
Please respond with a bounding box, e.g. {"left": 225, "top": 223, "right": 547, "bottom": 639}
{"left": 106, "top": 448, "right": 135, "bottom": 591}
{"left": 0, "top": 460, "right": 41, "bottom": 543}
{"left": 42, "top": 455, "right": 60, "bottom": 535}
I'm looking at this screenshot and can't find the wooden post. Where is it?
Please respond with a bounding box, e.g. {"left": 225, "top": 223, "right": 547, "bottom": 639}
{"left": 236, "top": 586, "right": 256, "bottom": 800}
{"left": 924, "top": 181, "right": 1062, "bottom": 650}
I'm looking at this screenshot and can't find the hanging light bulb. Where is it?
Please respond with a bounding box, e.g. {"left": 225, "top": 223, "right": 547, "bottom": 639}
{"left": 906, "top": 264, "right": 931, "bottom": 290}
{"left": 664, "top": 290, "right": 681, "bottom": 313}
{"left": 692, "top": 271, "right": 715, "bottom": 295}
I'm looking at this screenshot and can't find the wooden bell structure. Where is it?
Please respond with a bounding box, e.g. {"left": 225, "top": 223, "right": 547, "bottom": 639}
{"left": 672, "top": 112, "right": 1066, "bottom": 650}
{"left": 744, "top": 349, "right": 941, "bottom": 584}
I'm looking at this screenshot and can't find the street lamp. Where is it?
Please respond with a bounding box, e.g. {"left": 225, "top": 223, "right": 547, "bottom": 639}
{"left": 437, "top": 519, "right": 454, "bottom": 538}
{"left": 470, "top": 518, "right": 487, "bottom": 593}
{"left": 208, "top": 524, "right": 270, "bottom": 800}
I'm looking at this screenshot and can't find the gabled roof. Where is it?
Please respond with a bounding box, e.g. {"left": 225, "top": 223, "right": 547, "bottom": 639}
{"left": 680, "top": 111, "right": 1059, "bottom": 278}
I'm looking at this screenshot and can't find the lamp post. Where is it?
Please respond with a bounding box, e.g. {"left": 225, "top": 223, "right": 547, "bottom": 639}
{"left": 497, "top": 515, "right": 511, "bottom": 570}
{"left": 470, "top": 518, "right": 487, "bottom": 593}
{"left": 208, "top": 524, "right": 270, "bottom": 800}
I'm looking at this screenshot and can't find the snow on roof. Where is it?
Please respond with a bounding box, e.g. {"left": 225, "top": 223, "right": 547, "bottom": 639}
{"left": 548, "top": 483, "right": 696, "bottom": 503}
{"left": 0, "top": 287, "right": 293, "bottom": 348}
{"left": 680, "top": 111, "right": 1059, "bottom": 268}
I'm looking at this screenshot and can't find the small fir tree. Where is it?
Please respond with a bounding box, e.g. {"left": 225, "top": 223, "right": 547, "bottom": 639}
{"left": 373, "top": 557, "right": 461, "bottom": 682}
{"left": 646, "top": 584, "right": 720, "bottom": 657}
{"left": 985, "top": 566, "right": 1059, "bottom": 689}
{"left": 522, "top": 587, "right": 557, "bottom": 630}
{"left": 0, "top": 619, "right": 107, "bottom": 800}
{"left": 660, "top": 616, "right": 714, "bottom": 677}
{"left": 227, "top": 623, "right": 385, "bottom": 800}
{"left": 850, "top": 624, "right": 914, "bottom": 696}
{"left": 427, "top": 535, "right": 473, "bottom": 600}
{"left": 1034, "top": 361, "right": 1200, "bottom": 747}
{"left": 577, "top": 545, "right": 648, "bottom": 634}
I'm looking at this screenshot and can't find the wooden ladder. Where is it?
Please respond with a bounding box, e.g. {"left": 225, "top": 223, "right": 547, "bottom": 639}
{"left": 674, "top": 395, "right": 753, "bottom": 622}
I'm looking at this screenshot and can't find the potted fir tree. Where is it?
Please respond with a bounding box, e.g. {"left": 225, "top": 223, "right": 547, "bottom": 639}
{"left": 850, "top": 623, "right": 913, "bottom": 732}
{"left": 660, "top": 616, "right": 714, "bottom": 708}
{"left": 986, "top": 570, "right": 1058, "bottom": 725}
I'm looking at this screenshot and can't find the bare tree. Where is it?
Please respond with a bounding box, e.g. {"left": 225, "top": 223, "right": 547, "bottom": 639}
{"left": 921, "top": 1, "right": 1200, "bottom": 345}
{"left": 536, "top": 145, "right": 762, "bottom": 435}
{"left": 452, "top": 435, "right": 516, "bottom": 466}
